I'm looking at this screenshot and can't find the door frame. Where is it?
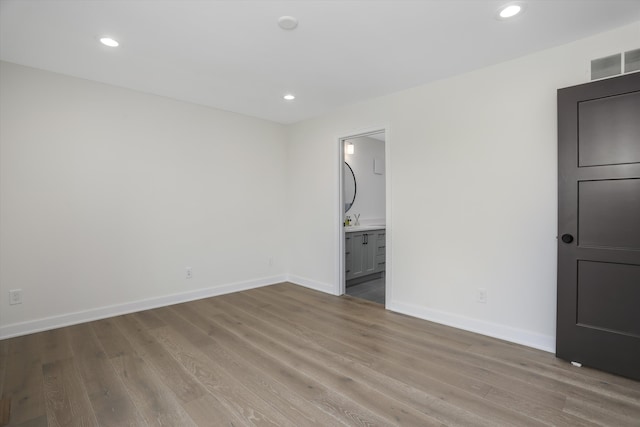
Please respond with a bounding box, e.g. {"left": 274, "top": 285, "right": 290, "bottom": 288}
{"left": 336, "top": 126, "right": 391, "bottom": 307}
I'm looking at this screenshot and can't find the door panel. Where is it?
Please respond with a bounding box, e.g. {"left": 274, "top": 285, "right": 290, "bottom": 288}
{"left": 578, "top": 91, "right": 640, "bottom": 166}
{"left": 557, "top": 72, "right": 640, "bottom": 380}
{"left": 577, "top": 261, "right": 640, "bottom": 338}
{"left": 578, "top": 178, "right": 640, "bottom": 249}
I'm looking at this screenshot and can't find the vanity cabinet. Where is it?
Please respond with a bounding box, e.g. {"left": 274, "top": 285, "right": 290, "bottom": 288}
{"left": 345, "top": 229, "right": 385, "bottom": 281}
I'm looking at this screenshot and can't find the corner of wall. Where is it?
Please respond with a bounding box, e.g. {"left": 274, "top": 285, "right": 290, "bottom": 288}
{"left": 286, "top": 274, "right": 338, "bottom": 296}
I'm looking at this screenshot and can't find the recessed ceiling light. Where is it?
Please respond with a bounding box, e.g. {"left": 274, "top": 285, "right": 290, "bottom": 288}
{"left": 498, "top": 4, "right": 523, "bottom": 19}
{"left": 278, "top": 16, "right": 298, "bottom": 30}
{"left": 283, "top": 94, "right": 296, "bottom": 101}
{"left": 99, "top": 37, "right": 119, "bottom": 47}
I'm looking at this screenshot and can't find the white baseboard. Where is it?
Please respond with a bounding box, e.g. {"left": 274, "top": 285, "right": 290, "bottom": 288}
{"left": 387, "top": 300, "right": 555, "bottom": 353}
{"left": 286, "top": 274, "right": 337, "bottom": 295}
{"left": 5, "top": 274, "right": 555, "bottom": 353}
{"left": 0, "top": 275, "right": 287, "bottom": 339}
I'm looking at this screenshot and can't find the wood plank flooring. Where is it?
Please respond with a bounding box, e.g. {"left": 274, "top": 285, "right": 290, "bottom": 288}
{"left": 346, "top": 277, "right": 385, "bottom": 305}
{"left": 1, "top": 282, "right": 639, "bottom": 426}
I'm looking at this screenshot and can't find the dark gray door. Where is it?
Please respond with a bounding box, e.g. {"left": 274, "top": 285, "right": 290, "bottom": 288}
{"left": 557, "top": 72, "right": 640, "bottom": 380}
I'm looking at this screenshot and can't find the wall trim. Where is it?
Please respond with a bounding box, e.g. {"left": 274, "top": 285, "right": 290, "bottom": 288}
{"left": 387, "top": 299, "right": 555, "bottom": 353}
{"left": 286, "top": 274, "right": 337, "bottom": 295}
{"left": 0, "top": 275, "right": 287, "bottom": 339}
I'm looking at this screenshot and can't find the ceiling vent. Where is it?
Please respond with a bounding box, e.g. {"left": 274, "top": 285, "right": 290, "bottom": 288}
{"left": 591, "top": 48, "right": 640, "bottom": 80}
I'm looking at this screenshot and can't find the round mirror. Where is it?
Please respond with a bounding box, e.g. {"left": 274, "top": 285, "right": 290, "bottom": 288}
{"left": 344, "top": 162, "right": 356, "bottom": 212}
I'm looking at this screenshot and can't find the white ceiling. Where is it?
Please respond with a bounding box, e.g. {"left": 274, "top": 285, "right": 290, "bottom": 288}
{"left": 1, "top": 1, "right": 639, "bottom": 124}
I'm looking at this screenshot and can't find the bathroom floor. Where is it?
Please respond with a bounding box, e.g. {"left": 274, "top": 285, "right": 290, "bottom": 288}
{"left": 346, "top": 277, "right": 385, "bottom": 305}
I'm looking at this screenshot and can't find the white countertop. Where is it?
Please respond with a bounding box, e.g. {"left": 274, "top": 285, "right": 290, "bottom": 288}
{"left": 344, "top": 225, "right": 385, "bottom": 232}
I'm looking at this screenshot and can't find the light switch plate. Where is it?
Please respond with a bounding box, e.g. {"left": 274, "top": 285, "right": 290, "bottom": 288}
{"left": 374, "top": 158, "right": 384, "bottom": 175}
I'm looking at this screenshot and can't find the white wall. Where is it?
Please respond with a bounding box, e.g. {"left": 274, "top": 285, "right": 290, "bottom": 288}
{"left": 286, "top": 21, "right": 640, "bottom": 352}
{"left": 0, "top": 61, "right": 287, "bottom": 337}
{"left": 344, "top": 136, "right": 386, "bottom": 224}
{"left": 2, "top": 22, "right": 638, "bottom": 349}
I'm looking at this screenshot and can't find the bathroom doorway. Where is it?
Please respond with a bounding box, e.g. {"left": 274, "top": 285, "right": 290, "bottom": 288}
{"left": 338, "top": 129, "right": 388, "bottom": 305}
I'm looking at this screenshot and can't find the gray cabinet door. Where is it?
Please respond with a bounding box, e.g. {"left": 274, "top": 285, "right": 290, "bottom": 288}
{"left": 557, "top": 72, "right": 640, "bottom": 380}
{"left": 363, "top": 232, "right": 377, "bottom": 276}
{"left": 348, "top": 232, "right": 365, "bottom": 279}
{"left": 346, "top": 230, "right": 386, "bottom": 281}
{"left": 345, "top": 233, "right": 353, "bottom": 280}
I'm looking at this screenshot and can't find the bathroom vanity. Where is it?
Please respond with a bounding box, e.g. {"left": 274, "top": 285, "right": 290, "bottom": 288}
{"left": 345, "top": 227, "right": 385, "bottom": 281}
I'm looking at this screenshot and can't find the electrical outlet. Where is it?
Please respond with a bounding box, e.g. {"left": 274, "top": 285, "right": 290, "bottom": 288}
{"left": 477, "top": 288, "right": 487, "bottom": 304}
{"left": 186, "top": 267, "right": 193, "bottom": 279}
{"left": 9, "top": 289, "right": 22, "bottom": 305}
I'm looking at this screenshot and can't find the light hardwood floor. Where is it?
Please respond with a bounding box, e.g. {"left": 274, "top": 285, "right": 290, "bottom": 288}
{"left": 1, "top": 282, "right": 639, "bottom": 426}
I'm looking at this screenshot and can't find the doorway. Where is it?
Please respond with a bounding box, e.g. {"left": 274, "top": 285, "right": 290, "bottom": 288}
{"left": 338, "top": 129, "right": 389, "bottom": 305}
